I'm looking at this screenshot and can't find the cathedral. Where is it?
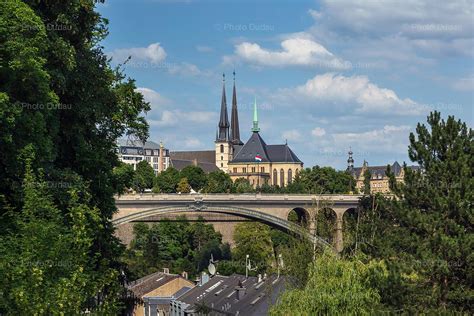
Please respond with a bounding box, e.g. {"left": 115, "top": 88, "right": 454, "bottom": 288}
{"left": 170, "top": 72, "right": 303, "bottom": 188}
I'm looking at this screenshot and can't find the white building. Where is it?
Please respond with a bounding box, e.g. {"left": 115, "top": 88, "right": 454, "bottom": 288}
{"left": 117, "top": 139, "right": 170, "bottom": 175}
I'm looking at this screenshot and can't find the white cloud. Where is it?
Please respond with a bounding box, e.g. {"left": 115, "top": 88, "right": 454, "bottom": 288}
{"left": 109, "top": 43, "right": 167, "bottom": 64}
{"left": 224, "top": 35, "right": 350, "bottom": 69}
{"left": 282, "top": 130, "right": 302, "bottom": 142}
{"left": 183, "top": 137, "right": 203, "bottom": 149}
{"left": 452, "top": 76, "right": 474, "bottom": 91}
{"left": 168, "top": 62, "right": 210, "bottom": 77}
{"left": 331, "top": 125, "right": 412, "bottom": 154}
{"left": 311, "top": 127, "right": 326, "bottom": 137}
{"left": 281, "top": 73, "right": 427, "bottom": 115}
{"left": 149, "top": 110, "right": 216, "bottom": 127}
{"left": 135, "top": 87, "right": 169, "bottom": 109}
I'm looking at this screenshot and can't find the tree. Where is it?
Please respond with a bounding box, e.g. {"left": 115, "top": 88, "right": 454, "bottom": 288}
{"left": 232, "top": 178, "right": 255, "bottom": 193}
{"left": 132, "top": 161, "right": 155, "bottom": 193}
{"left": 387, "top": 112, "right": 473, "bottom": 311}
{"left": 233, "top": 222, "right": 274, "bottom": 273}
{"left": 179, "top": 165, "right": 207, "bottom": 191}
{"left": 290, "top": 166, "right": 354, "bottom": 194}
{"left": 271, "top": 251, "right": 386, "bottom": 315}
{"left": 203, "top": 170, "right": 232, "bottom": 193}
{"left": 363, "top": 168, "right": 372, "bottom": 195}
{"left": 0, "top": 153, "right": 119, "bottom": 314}
{"left": 177, "top": 178, "right": 191, "bottom": 193}
{"left": 0, "top": 0, "right": 150, "bottom": 312}
{"left": 113, "top": 162, "right": 134, "bottom": 194}
{"left": 154, "top": 167, "right": 179, "bottom": 193}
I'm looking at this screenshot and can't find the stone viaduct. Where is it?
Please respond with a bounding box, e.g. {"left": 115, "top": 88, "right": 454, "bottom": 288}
{"left": 113, "top": 193, "right": 362, "bottom": 252}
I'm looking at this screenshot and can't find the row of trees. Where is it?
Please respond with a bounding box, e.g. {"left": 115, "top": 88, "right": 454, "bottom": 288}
{"left": 115, "top": 160, "right": 355, "bottom": 194}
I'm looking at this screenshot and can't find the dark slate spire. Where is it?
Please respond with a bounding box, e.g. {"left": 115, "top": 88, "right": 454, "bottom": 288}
{"left": 230, "top": 70, "right": 243, "bottom": 145}
{"left": 347, "top": 147, "right": 354, "bottom": 171}
{"left": 217, "top": 73, "right": 229, "bottom": 141}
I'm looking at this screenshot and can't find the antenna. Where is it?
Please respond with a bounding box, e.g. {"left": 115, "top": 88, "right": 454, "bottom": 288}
{"left": 245, "top": 254, "right": 257, "bottom": 278}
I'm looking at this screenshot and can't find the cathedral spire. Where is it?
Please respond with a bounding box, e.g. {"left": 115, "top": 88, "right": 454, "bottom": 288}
{"left": 217, "top": 73, "right": 229, "bottom": 141}
{"left": 347, "top": 147, "right": 354, "bottom": 171}
{"left": 252, "top": 96, "right": 260, "bottom": 133}
{"left": 230, "top": 70, "right": 243, "bottom": 145}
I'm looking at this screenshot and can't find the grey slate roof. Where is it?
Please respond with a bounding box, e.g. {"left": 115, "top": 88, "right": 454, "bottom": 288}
{"left": 127, "top": 272, "right": 179, "bottom": 298}
{"left": 171, "top": 159, "right": 219, "bottom": 173}
{"left": 175, "top": 274, "right": 285, "bottom": 316}
{"left": 351, "top": 161, "right": 419, "bottom": 178}
{"left": 117, "top": 138, "right": 161, "bottom": 150}
{"left": 231, "top": 132, "right": 302, "bottom": 164}
{"left": 170, "top": 150, "right": 216, "bottom": 164}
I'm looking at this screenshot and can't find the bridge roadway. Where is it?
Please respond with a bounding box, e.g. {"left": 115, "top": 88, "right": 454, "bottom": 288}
{"left": 114, "top": 193, "right": 362, "bottom": 252}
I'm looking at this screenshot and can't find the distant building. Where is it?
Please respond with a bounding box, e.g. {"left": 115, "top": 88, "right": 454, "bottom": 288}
{"left": 169, "top": 151, "right": 219, "bottom": 173}
{"left": 347, "top": 149, "right": 420, "bottom": 194}
{"left": 127, "top": 270, "right": 194, "bottom": 316}
{"left": 168, "top": 72, "right": 303, "bottom": 186}
{"left": 117, "top": 138, "right": 170, "bottom": 175}
{"left": 170, "top": 273, "right": 285, "bottom": 316}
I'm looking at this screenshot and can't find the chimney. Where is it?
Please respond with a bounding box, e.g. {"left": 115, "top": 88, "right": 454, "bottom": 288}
{"left": 235, "top": 280, "right": 246, "bottom": 300}
{"left": 200, "top": 272, "right": 210, "bottom": 286}
{"left": 159, "top": 142, "right": 165, "bottom": 173}
{"left": 181, "top": 271, "right": 188, "bottom": 280}
{"left": 192, "top": 158, "right": 198, "bottom": 167}
{"left": 163, "top": 268, "right": 169, "bottom": 274}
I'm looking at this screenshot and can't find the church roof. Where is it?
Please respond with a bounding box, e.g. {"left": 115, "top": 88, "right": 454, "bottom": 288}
{"left": 231, "top": 132, "right": 270, "bottom": 163}
{"left": 231, "top": 132, "right": 302, "bottom": 164}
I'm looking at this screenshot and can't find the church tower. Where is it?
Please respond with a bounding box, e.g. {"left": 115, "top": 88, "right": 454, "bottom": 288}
{"left": 215, "top": 73, "right": 233, "bottom": 172}
{"left": 230, "top": 71, "right": 243, "bottom": 146}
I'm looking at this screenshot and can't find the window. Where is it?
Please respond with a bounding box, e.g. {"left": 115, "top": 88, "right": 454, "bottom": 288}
{"left": 153, "top": 164, "right": 158, "bottom": 169}
{"left": 145, "top": 157, "right": 151, "bottom": 162}
{"left": 221, "top": 163, "right": 223, "bottom": 167}
{"left": 233, "top": 167, "right": 237, "bottom": 173}
{"left": 243, "top": 167, "right": 247, "bottom": 173}
{"left": 251, "top": 167, "right": 256, "bottom": 173}
{"left": 153, "top": 157, "right": 158, "bottom": 163}
{"left": 221, "top": 156, "right": 224, "bottom": 161}
{"left": 280, "top": 169, "right": 285, "bottom": 187}
{"left": 220, "top": 144, "right": 224, "bottom": 153}
{"left": 273, "top": 169, "right": 278, "bottom": 186}
{"left": 261, "top": 167, "right": 265, "bottom": 173}
{"left": 288, "top": 169, "right": 293, "bottom": 184}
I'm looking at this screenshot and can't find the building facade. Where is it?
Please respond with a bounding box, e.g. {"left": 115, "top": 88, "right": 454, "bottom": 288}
{"left": 347, "top": 150, "right": 420, "bottom": 194}
{"left": 117, "top": 138, "right": 170, "bottom": 175}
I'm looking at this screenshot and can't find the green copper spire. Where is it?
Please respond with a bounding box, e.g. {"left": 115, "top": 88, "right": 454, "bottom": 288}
{"left": 252, "top": 96, "right": 260, "bottom": 132}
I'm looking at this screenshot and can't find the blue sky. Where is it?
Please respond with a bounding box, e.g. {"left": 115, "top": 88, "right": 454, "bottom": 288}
{"left": 98, "top": 0, "right": 473, "bottom": 170}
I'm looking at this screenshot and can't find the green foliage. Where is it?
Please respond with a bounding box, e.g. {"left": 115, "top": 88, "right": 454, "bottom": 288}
{"left": 0, "top": 0, "right": 150, "bottom": 312}
{"left": 179, "top": 165, "right": 207, "bottom": 191}
{"left": 271, "top": 251, "right": 386, "bottom": 315}
{"left": 113, "top": 162, "right": 134, "bottom": 194}
{"left": 363, "top": 168, "right": 372, "bottom": 194}
{"left": 154, "top": 167, "right": 180, "bottom": 193}
{"left": 353, "top": 112, "right": 473, "bottom": 312}
{"left": 177, "top": 177, "right": 191, "bottom": 193}
{"left": 203, "top": 170, "right": 233, "bottom": 193}
{"left": 132, "top": 160, "right": 155, "bottom": 193}
{"left": 124, "top": 218, "right": 227, "bottom": 280}
{"left": 233, "top": 222, "right": 274, "bottom": 273}
{"left": 0, "top": 158, "right": 119, "bottom": 314}
{"left": 290, "top": 166, "right": 354, "bottom": 194}
{"left": 232, "top": 178, "right": 255, "bottom": 193}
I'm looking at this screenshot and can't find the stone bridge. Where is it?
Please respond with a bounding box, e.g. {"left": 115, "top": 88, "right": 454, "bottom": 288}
{"left": 114, "top": 193, "right": 362, "bottom": 252}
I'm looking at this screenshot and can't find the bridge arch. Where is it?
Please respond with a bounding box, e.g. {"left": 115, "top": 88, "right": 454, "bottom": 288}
{"left": 286, "top": 207, "right": 309, "bottom": 227}
{"left": 113, "top": 204, "right": 332, "bottom": 249}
